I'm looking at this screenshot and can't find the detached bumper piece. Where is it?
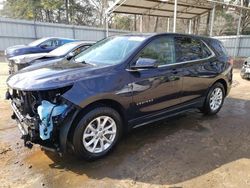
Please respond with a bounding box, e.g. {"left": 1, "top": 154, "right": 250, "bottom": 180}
{"left": 10, "top": 100, "right": 69, "bottom": 155}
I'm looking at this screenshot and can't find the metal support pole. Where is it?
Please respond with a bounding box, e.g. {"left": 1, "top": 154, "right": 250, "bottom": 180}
{"left": 188, "top": 19, "right": 192, "bottom": 34}
{"left": 173, "top": 0, "right": 177, "bottom": 32}
{"left": 134, "top": 15, "right": 137, "bottom": 31}
{"left": 33, "top": 20, "right": 37, "bottom": 39}
{"left": 140, "top": 15, "right": 143, "bottom": 32}
{"left": 234, "top": 9, "right": 242, "bottom": 57}
{"left": 167, "top": 17, "right": 170, "bottom": 32}
{"left": 210, "top": 3, "right": 216, "bottom": 37}
{"left": 72, "top": 26, "right": 76, "bottom": 39}
{"left": 105, "top": 13, "right": 109, "bottom": 37}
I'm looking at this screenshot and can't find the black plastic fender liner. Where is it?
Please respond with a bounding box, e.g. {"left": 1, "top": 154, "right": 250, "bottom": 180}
{"left": 59, "top": 105, "right": 80, "bottom": 153}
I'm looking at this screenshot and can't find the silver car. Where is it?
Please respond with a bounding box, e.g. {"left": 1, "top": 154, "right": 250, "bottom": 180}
{"left": 241, "top": 57, "right": 250, "bottom": 79}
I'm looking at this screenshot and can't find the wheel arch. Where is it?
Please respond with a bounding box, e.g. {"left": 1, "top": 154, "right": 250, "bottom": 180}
{"left": 67, "top": 99, "right": 127, "bottom": 143}
{"left": 214, "top": 78, "right": 228, "bottom": 95}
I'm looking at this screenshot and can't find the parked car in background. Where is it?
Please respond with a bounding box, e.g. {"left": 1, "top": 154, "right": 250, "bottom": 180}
{"left": 241, "top": 57, "right": 250, "bottom": 79}
{"left": 8, "top": 41, "right": 95, "bottom": 74}
{"left": 5, "top": 37, "right": 76, "bottom": 59}
{"left": 6, "top": 33, "right": 233, "bottom": 160}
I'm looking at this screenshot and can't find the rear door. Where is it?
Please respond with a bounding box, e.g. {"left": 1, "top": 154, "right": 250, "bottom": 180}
{"left": 129, "top": 36, "right": 183, "bottom": 120}
{"left": 174, "top": 36, "right": 216, "bottom": 103}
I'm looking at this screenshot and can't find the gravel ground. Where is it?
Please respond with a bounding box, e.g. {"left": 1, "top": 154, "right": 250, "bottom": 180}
{"left": 0, "top": 63, "right": 250, "bottom": 188}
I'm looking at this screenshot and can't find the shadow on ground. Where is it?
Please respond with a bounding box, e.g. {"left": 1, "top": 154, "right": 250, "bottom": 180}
{"left": 42, "top": 96, "right": 250, "bottom": 185}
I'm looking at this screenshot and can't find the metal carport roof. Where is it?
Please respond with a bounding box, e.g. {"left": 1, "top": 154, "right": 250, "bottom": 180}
{"left": 107, "top": 0, "right": 213, "bottom": 20}
{"left": 105, "top": 0, "right": 250, "bottom": 57}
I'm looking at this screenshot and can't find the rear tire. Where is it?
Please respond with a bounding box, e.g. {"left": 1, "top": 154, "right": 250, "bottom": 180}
{"left": 201, "top": 82, "right": 225, "bottom": 115}
{"left": 72, "top": 106, "right": 122, "bottom": 160}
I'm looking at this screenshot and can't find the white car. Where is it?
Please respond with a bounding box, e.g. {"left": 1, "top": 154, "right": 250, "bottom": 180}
{"left": 241, "top": 57, "right": 250, "bottom": 79}
{"left": 7, "top": 41, "right": 94, "bottom": 74}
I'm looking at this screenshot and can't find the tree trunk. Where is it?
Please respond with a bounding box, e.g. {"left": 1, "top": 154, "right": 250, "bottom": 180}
{"left": 65, "top": 0, "right": 69, "bottom": 24}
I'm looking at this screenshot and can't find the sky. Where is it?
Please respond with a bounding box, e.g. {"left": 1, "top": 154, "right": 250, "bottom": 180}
{"left": 0, "top": 0, "right": 4, "bottom": 10}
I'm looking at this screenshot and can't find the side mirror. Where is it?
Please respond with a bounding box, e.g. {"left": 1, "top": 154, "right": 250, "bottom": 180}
{"left": 66, "top": 52, "right": 75, "bottom": 60}
{"left": 130, "top": 58, "right": 158, "bottom": 70}
{"left": 40, "top": 44, "right": 48, "bottom": 49}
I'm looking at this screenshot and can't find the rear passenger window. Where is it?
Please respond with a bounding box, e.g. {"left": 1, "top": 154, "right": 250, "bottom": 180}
{"left": 138, "top": 37, "right": 175, "bottom": 66}
{"left": 175, "top": 37, "right": 211, "bottom": 62}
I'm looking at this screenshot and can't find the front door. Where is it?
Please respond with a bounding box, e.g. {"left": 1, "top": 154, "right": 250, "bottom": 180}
{"left": 129, "top": 36, "right": 183, "bottom": 122}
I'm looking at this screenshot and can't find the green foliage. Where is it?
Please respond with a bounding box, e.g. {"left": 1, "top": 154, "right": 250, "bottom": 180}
{"left": 0, "top": 0, "right": 95, "bottom": 25}
{"left": 113, "top": 15, "right": 132, "bottom": 30}
{"left": 214, "top": 8, "right": 236, "bottom": 35}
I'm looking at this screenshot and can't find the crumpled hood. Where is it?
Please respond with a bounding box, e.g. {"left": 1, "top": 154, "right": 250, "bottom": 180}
{"left": 7, "top": 60, "right": 110, "bottom": 91}
{"left": 9, "top": 53, "right": 48, "bottom": 64}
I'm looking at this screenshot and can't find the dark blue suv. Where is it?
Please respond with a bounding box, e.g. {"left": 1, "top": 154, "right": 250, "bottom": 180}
{"left": 5, "top": 37, "right": 76, "bottom": 59}
{"left": 7, "top": 33, "right": 233, "bottom": 160}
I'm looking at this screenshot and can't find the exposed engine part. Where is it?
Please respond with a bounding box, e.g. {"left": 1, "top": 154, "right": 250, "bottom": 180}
{"left": 37, "top": 100, "right": 68, "bottom": 140}
{"left": 5, "top": 89, "right": 11, "bottom": 100}
{"left": 9, "top": 86, "right": 73, "bottom": 151}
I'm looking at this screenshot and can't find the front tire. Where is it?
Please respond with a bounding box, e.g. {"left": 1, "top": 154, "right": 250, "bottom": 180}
{"left": 72, "top": 107, "right": 123, "bottom": 160}
{"left": 201, "top": 82, "right": 225, "bottom": 115}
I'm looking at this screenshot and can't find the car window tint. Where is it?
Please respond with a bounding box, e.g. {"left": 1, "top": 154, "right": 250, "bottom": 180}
{"left": 73, "top": 45, "right": 90, "bottom": 56}
{"left": 202, "top": 42, "right": 212, "bottom": 58}
{"left": 53, "top": 39, "right": 61, "bottom": 47}
{"left": 40, "top": 40, "right": 53, "bottom": 48}
{"left": 42, "top": 39, "right": 61, "bottom": 48}
{"left": 74, "top": 36, "right": 146, "bottom": 65}
{"left": 138, "top": 37, "right": 175, "bottom": 66}
{"left": 175, "top": 37, "right": 204, "bottom": 62}
{"left": 210, "top": 40, "right": 228, "bottom": 56}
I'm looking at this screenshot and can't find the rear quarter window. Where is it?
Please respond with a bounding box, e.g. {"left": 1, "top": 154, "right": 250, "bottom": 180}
{"left": 174, "top": 37, "right": 212, "bottom": 62}
{"left": 209, "top": 40, "right": 228, "bottom": 57}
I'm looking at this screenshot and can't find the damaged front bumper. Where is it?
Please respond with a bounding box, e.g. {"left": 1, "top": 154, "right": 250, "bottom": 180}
{"left": 10, "top": 94, "right": 79, "bottom": 156}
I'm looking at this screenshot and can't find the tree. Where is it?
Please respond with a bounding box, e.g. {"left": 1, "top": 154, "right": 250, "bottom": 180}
{"left": 230, "top": 0, "right": 250, "bottom": 34}
{"left": 0, "top": 0, "right": 96, "bottom": 25}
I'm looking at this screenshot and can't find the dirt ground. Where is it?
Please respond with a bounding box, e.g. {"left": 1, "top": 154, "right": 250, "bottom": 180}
{"left": 0, "top": 62, "right": 250, "bottom": 188}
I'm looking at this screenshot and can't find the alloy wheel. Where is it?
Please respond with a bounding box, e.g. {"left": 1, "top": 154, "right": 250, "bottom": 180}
{"left": 82, "top": 116, "right": 117, "bottom": 153}
{"left": 209, "top": 87, "right": 223, "bottom": 111}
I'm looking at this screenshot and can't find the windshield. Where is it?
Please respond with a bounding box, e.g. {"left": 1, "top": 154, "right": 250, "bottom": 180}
{"left": 74, "top": 36, "right": 146, "bottom": 65}
{"left": 28, "top": 38, "right": 48, "bottom": 47}
{"left": 48, "top": 42, "right": 78, "bottom": 57}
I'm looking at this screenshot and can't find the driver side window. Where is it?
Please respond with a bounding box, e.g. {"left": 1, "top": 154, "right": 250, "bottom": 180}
{"left": 138, "top": 37, "right": 175, "bottom": 66}
{"left": 73, "top": 45, "right": 91, "bottom": 56}
{"left": 40, "top": 39, "right": 60, "bottom": 48}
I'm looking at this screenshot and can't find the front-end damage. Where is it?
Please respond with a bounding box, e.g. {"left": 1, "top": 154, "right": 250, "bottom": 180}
{"left": 8, "top": 86, "right": 79, "bottom": 155}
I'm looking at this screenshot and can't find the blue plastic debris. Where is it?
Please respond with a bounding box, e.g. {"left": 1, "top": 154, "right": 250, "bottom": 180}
{"left": 37, "top": 100, "right": 68, "bottom": 140}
